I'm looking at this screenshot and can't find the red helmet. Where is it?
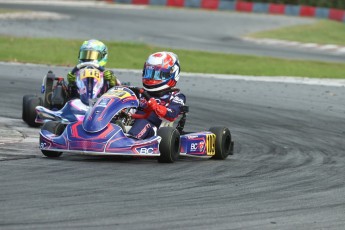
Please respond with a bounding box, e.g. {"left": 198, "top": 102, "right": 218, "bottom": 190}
{"left": 142, "top": 51, "right": 180, "bottom": 92}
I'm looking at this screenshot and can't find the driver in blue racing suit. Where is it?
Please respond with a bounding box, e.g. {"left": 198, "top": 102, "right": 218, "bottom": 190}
{"left": 128, "top": 51, "right": 186, "bottom": 139}
{"left": 67, "top": 39, "right": 120, "bottom": 99}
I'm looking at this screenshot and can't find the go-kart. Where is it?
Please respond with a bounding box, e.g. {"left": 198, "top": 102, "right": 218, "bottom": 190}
{"left": 37, "top": 86, "right": 234, "bottom": 163}
{"left": 22, "top": 70, "right": 68, "bottom": 127}
{"left": 22, "top": 62, "right": 121, "bottom": 127}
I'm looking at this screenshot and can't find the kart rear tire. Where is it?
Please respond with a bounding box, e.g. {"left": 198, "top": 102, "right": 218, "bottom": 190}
{"left": 23, "top": 96, "right": 42, "bottom": 127}
{"left": 22, "top": 94, "right": 35, "bottom": 122}
{"left": 157, "top": 127, "right": 180, "bottom": 163}
{"left": 41, "top": 121, "right": 65, "bottom": 158}
{"left": 209, "top": 126, "right": 233, "bottom": 160}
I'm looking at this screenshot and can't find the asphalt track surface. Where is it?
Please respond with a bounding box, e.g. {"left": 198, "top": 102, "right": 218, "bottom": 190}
{"left": 1, "top": 2, "right": 345, "bottom": 230}
{"left": 1, "top": 63, "right": 345, "bottom": 229}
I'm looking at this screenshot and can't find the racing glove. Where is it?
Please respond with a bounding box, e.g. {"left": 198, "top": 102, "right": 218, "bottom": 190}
{"left": 66, "top": 72, "right": 78, "bottom": 99}
{"left": 103, "top": 70, "right": 117, "bottom": 87}
{"left": 147, "top": 98, "right": 167, "bottom": 118}
{"left": 67, "top": 72, "right": 76, "bottom": 84}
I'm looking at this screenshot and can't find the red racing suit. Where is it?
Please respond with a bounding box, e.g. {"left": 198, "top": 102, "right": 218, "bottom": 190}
{"left": 128, "top": 89, "right": 186, "bottom": 139}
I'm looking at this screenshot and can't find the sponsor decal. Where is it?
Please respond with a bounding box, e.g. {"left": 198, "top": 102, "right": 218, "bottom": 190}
{"left": 122, "top": 97, "right": 136, "bottom": 103}
{"left": 98, "top": 98, "right": 111, "bottom": 107}
{"left": 139, "top": 98, "right": 147, "bottom": 108}
{"left": 104, "top": 90, "right": 130, "bottom": 99}
{"left": 40, "top": 142, "right": 46, "bottom": 149}
{"left": 190, "top": 141, "right": 205, "bottom": 152}
{"left": 199, "top": 141, "right": 205, "bottom": 152}
{"left": 138, "top": 147, "right": 154, "bottom": 155}
{"left": 137, "top": 123, "right": 151, "bottom": 139}
{"left": 172, "top": 97, "right": 184, "bottom": 105}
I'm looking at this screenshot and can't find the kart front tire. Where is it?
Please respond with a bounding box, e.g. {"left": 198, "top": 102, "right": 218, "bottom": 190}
{"left": 23, "top": 96, "right": 42, "bottom": 127}
{"left": 209, "top": 126, "right": 233, "bottom": 160}
{"left": 157, "top": 127, "right": 180, "bottom": 163}
{"left": 22, "top": 94, "right": 35, "bottom": 122}
{"left": 41, "top": 121, "right": 65, "bottom": 158}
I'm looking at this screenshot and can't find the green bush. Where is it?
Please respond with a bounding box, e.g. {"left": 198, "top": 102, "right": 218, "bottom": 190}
{"left": 243, "top": 0, "right": 345, "bottom": 9}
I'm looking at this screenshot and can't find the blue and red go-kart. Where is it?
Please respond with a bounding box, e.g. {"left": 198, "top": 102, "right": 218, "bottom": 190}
{"left": 22, "top": 62, "right": 120, "bottom": 127}
{"left": 37, "top": 86, "right": 234, "bottom": 163}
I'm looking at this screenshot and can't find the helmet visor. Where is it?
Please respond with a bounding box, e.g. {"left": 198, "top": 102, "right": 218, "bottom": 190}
{"left": 79, "top": 50, "right": 102, "bottom": 61}
{"left": 143, "top": 67, "right": 171, "bottom": 80}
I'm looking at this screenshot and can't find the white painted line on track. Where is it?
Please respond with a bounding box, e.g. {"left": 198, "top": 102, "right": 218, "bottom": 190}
{"left": 0, "top": 0, "right": 147, "bottom": 9}
{"left": 300, "top": 43, "right": 319, "bottom": 48}
{"left": 318, "top": 44, "right": 340, "bottom": 50}
{"left": 243, "top": 37, "right": 345, "bottom": 56}
{"left": 336, "top": 47, "right": 345, "bottom": 54}
{"left": 0, "top": 11, "right": 70, "bottom": 19}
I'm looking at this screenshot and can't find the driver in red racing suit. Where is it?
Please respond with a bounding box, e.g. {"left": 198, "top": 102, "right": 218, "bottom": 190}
{"left": 128, "top": 51, "right": 186, "bottom": 139}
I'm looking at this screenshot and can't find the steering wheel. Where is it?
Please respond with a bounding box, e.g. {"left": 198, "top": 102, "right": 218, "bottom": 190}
{"left": 126, "top": 87, "right": 153, "bottom": 120}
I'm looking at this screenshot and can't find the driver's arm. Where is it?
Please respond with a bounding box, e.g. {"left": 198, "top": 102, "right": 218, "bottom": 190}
{"left": 147, "top": 93, "right": 186, "bottom": 122}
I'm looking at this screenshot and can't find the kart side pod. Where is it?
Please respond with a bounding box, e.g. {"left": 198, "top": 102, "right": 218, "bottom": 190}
{"left": 180, "top": 132, "right": 216, "bottom": 156}
{"left": 180, "top": 126, "right": 233, "bottom": 160}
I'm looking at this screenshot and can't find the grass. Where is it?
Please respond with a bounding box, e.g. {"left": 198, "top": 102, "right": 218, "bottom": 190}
{"left": 0, "top": 36, "right": 345, "bottom": 79}
{"left": 248, "top": 20, "right": 345, "bottom": 46}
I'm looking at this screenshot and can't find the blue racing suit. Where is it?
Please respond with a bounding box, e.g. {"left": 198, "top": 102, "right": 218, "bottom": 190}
{"left": 67, "top": 66, "right": 119, "bottom": 100}
{"left": 128, "top": 89, "right": 186, "bottom": 139}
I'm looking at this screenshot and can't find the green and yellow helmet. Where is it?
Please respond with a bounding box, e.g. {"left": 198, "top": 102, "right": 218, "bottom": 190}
{"left": 78, "top": 39, "right": 108, "bottom": 67}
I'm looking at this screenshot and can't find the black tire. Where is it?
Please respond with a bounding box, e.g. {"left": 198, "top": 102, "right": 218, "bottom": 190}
{"left": 23, "top": 96, "right": 42, "bottom": 127}
{"left": 22, "top": 94, "right": 35, "bottom": 122}
{"left": 157, "top": 127, "right": 180, "bottom": 163}
{"left": 41, "top": 121, "right": 65, "bottom": 158}
{"left": 209, "top": 126, "right": 233, "bottom": 160}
